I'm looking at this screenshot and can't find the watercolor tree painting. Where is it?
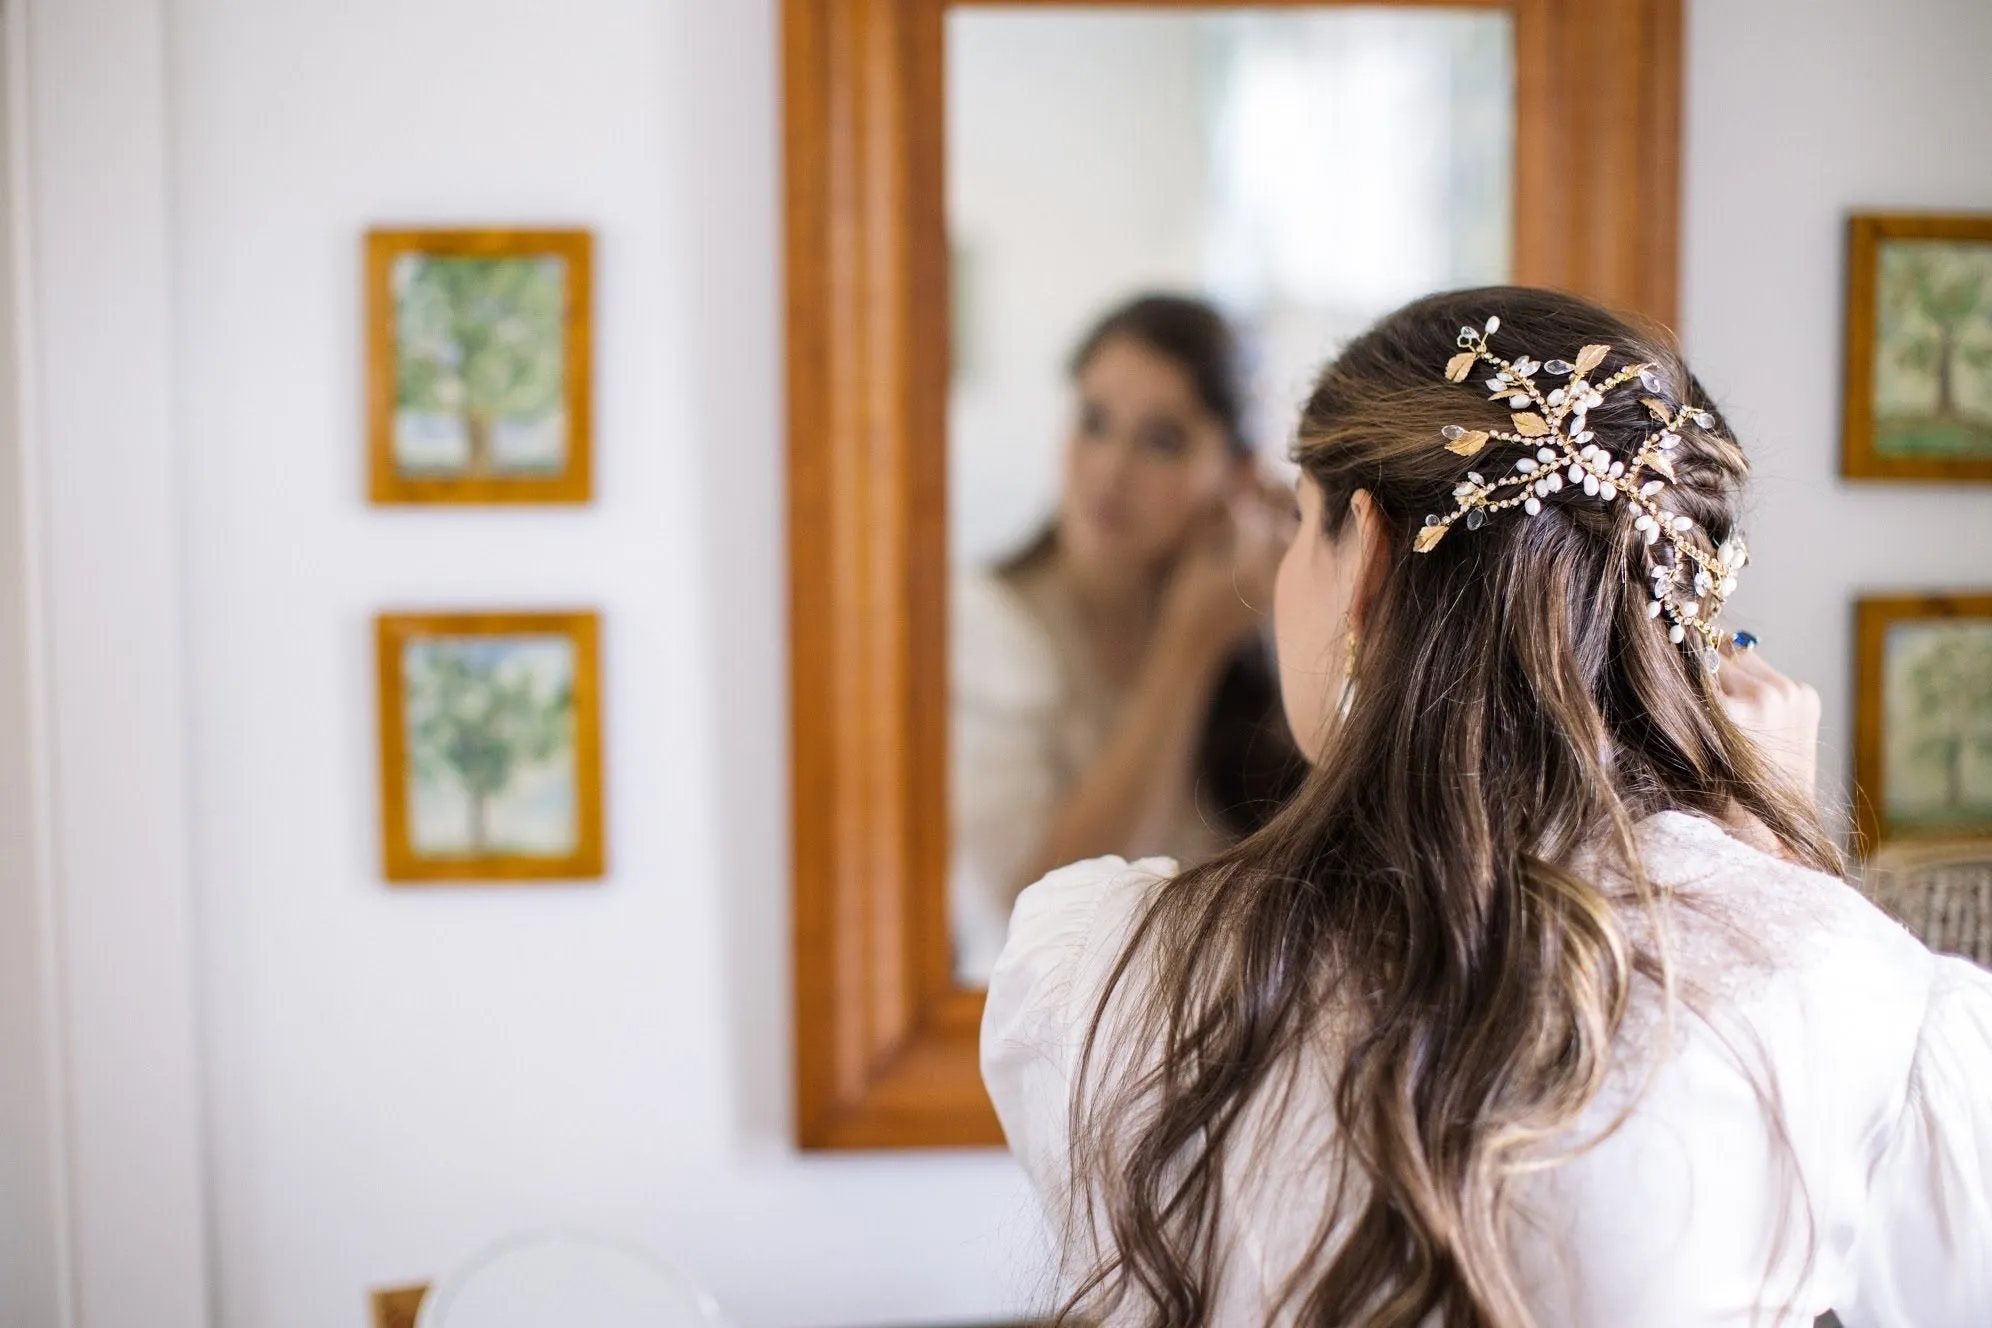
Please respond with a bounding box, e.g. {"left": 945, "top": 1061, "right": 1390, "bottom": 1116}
{"left": 401, "top": 634, "right": 579, "bottom": 858}
{"left": 1884, "top": 620, "right": 1992, "bottom": 832}
{"left": 391, "top": 254, "right": 569, "bottom": 477}
{"left": 1873, "top": 239, "right": 1992, "bottom": 460}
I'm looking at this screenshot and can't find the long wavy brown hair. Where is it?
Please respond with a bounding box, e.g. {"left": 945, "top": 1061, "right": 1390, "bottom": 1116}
{"left": 1056, "top": 287, "right": 1841, "bottom": 1326}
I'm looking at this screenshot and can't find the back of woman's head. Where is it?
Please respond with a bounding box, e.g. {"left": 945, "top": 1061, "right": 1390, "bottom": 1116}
{"left": 1296, "top": 286, "right": 1819, "bottom": 860}
{"left": 1061, "top": 286, "right": 1839, "bottom": 1327}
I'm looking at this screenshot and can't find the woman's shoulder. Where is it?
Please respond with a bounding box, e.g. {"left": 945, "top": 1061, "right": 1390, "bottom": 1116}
{"left": 1629, "top": 810, "right": 1953, "bottom": 1120}
{"left": 952, "top": 567, "right": 1062, "bottom": 706}
{"left": 1635, "top": 810, "right": 1934, "bottom": 988}
{"left": 1609, "top": 813, "right": 1992, "bottom": 1318}
{"left": 985, "top": 855, "right": 1178, "bottom": 1028}
{"left": 980, "top": 856, "right": 1177, "bottom": 1197}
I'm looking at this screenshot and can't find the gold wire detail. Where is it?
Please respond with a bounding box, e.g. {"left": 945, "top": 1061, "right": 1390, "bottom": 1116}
{"left": 1420, "top": 317, "right": 1747, "bottom": 673}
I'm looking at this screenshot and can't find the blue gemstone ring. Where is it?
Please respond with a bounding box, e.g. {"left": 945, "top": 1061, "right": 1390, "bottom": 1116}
{"left": 1732, "top": 630, "right": 1759, "bottom": 652}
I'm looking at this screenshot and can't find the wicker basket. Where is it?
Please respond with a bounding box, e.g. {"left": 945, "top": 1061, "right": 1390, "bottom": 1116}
{"left": 1861, "top": 843, "right": 1992, "bottom": 969}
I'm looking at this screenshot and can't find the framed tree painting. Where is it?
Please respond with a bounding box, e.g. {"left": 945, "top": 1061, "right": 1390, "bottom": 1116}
{"left": 367, "top": 229, "right": 593, "bottom": 503}
{"left": 375, "top": 610, "right": 605, "bottom": 882}
{"left": 1855, "top": 593, "right": 1992, "bottom": 853}
{"left": 1843, "top": 213, "right": 1992, "bottom": 481}
{"left": 369, "top": 1285, "right": 427, "bottom": 1328}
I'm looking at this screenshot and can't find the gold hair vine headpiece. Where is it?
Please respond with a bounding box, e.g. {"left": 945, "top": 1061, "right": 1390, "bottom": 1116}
{"left": 1415, "top": 316, "right": 1748, "bottom": 674}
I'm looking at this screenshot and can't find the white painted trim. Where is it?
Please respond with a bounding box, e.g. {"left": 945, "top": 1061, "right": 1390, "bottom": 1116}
{"left": 9, "top": 0, "right": 210, "bottom": 1322}
{"left": 0, "top": 0, "right": 73, "bottom": 1321}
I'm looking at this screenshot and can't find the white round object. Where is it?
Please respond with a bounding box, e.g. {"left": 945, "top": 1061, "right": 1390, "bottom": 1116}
{"left": 418, "top": 1230, "right": 727, "bottom": 1328}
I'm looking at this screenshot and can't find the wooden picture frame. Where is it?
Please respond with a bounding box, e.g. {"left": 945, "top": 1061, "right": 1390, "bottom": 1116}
{"left": 785, "top": 0, "right": 1684, "bottom": 1150}
{"left": 367, "top": 228, "right": 594, "bottom": 504}
{"left": 376, "top": 610, "right": 605, "bottom": 883}
{"left": 370, "top": 1284, "right": 429, "bottom": 1328}
{"left": 1854, "top": 593, "right": 1992, "bottom": 854}
{"left": 1841, "top": 213, "right": 1992, "bottom": 481}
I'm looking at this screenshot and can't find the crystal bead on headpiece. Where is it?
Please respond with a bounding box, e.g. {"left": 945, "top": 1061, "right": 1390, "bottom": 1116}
{"left": 1416, "top": 316, "right": 1747, "bottom": 674}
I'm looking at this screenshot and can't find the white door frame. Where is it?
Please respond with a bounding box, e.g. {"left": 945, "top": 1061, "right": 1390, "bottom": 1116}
{"left": 3, "top": 0, "right": 211, "bottom": 1323}
{"left": 0, "top": 1, "right": 68, "bottom": 1322}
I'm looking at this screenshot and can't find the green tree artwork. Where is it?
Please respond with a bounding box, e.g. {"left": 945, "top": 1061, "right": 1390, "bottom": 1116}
{"left": 1873, "top": 240, "right": 1992, "bottom": 458}
{"left": 1885, "top": 622, "right": 1992, "bottom": 828}
{"left": 402, "top": 636, "right": 577, "bottom": 856}
{"left": 392, "top": 255, "right": 568, "bottom": 476}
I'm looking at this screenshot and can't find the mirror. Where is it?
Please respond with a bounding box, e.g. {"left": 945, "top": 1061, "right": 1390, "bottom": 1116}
{"left": 786, "top": 0, "right": 1679, "bottom": 1148}
{"left": 945, "top": 7, "right": 1516, "bottom": 985}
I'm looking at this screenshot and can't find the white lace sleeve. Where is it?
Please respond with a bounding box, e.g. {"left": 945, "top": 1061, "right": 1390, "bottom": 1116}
{"left": 949, "top": 573, "right": 1066, "bottom": 984}
{"left": 1841, "top": 955, "right": 1992, "bottom": 1325}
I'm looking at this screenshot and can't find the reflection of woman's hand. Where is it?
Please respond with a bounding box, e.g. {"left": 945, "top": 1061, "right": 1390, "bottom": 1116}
{"left": 1716, "top": 639, "right": 1821, "bottom": 802}
{"left": 1235, "top": 477, "right": 1298, "bottom": 610}
{"left": 1160, "top": 480, "right": 1295, "bottom": 659}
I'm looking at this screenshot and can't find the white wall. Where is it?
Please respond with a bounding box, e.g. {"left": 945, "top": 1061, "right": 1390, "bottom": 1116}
{"left": 947, "top": 12, "right": 1208, "bottom": 565}
{"left": 10, "top": 1, "right": 1989, "bottom": 1327}
{"left": 164, "top": 2, "right": 1040, "bottom": 1326}
{"left": 0, "top": 11, "right": 66, "bottom": 1325}
{"left": 1681, "top": 0, "right": 1992, "bottom": 835}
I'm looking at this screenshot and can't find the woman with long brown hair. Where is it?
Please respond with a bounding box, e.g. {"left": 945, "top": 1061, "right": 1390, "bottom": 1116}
{"left": 983, "top": 287, "right": 1991, "bottom": 1324}
{"left": 951, "top": 294, "right": 1301, "bottom": 984}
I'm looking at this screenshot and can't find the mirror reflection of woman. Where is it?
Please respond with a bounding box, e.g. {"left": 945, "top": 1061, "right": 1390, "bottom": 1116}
{"left": 950, "top": 296, "right": 1301, "bottom": 985}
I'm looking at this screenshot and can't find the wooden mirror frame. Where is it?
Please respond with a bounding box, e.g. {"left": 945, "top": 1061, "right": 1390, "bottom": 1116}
{"left": 786, "top": 0, "right": 1683, "bottom": 1149}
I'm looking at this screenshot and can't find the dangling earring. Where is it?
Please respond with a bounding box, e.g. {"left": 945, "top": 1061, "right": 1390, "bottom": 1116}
{"left": 1339, "top": 616, "right": 1359, "bottom": 719}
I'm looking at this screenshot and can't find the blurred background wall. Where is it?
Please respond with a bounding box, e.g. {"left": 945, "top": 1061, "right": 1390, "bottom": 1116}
{"left": 1683, "top": 0, "right": 1992, "bottom": 839}
{"left": 944, "top": 8, "right": 1512, "bottom": 567}
{"left": 1, "top": 1, "right": 1988, "bottom": 1326}
{"left": 160, "top": 0, "right": 1044, "bottom": 1324}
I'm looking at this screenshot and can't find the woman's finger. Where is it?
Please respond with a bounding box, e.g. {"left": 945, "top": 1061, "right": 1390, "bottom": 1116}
{"left": 1186, "top": 497, "right": 1234, "bottom": 552}
{"left": 1716, "top": 630, "right": 1763, "bottom": 665}
{"left": 1715, "top": 645, "right": 1763, "bottom": 694}
{"left": 1715, "top": 636, "right": 1779, "bottom": 693}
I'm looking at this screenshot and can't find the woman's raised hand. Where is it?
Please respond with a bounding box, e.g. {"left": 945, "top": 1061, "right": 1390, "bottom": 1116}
{"left": 1159, "top": 477, "right": 1296, "bottom": 660}
{"left": 1715, "top": 639, "right": 1822, "bottom": 803}
{"left": 1236, "top": 475, "right": 1300, "bottom": 609}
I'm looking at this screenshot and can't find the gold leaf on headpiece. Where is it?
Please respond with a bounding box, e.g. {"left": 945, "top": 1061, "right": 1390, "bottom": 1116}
{"left": 1646, "top": 452, "right": 1676, "bottom": 480}
{"left": 1444, "top": 430, "right": 1490, "bottom": 456}
{"left": 1511, "top": 412, "right": 1550, "bottom": 437}
{"left": 1573, "top": 344, "right": 1610, "bottom": 376}
{"left": 1414, "top": 522, "right": 1450, "bottom": 553}
{"left": 1445, "top": 352, "right": 1477, "bottom": 383}
{"left": 1643, "top": 397, "right": 1671, "bottom": 422}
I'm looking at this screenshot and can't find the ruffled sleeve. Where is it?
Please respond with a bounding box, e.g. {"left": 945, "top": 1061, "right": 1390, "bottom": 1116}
{"left": 981, "top": 856, "right": 1173, "bottom": 1203}
{"left": 1842, "top": 955, "right": 1992, "bottom": 1325}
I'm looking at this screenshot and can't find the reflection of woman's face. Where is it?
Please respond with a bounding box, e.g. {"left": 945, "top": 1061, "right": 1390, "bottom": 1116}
{"left": 1059, "top": 336, "right": 1237, "bottom": 583}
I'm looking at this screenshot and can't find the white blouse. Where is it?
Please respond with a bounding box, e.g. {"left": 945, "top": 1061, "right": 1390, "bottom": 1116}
{"left": 982, "top": 811, "right": 1992, "bottom": 1325}
{"left": 950, "top": 570, "right": 1229, "bottom": 985}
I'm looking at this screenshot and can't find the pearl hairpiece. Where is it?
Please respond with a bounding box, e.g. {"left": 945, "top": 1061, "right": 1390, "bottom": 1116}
{"left": 1415, "top": 316, "right": 1748, "bottom": 674}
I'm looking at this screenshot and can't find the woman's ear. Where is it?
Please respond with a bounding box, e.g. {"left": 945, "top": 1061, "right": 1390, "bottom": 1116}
{"left": 1345, "top": 488, "right": 1394, "bottom": 634}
